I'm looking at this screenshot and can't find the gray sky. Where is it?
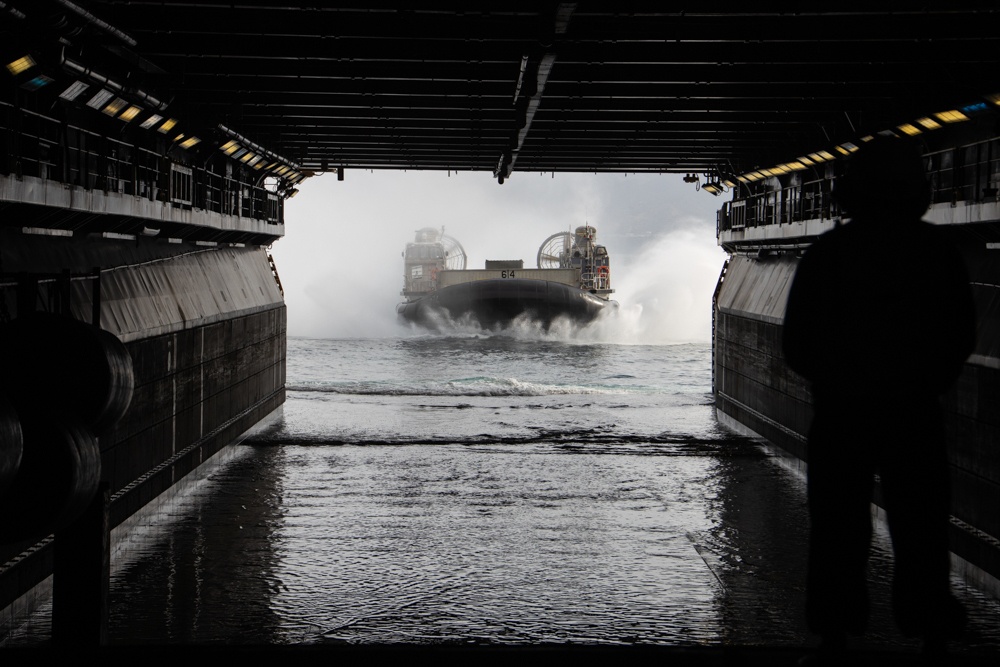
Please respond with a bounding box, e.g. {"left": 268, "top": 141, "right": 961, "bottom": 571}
{"left": 271, "top": 170, "right": 727, "bottom": 343}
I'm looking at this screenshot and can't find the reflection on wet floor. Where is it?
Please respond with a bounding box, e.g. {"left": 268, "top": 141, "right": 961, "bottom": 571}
{"left": 4, "top": 439, "right": 998, "bottom": 660}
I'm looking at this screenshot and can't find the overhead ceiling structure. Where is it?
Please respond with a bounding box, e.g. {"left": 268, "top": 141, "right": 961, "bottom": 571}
{"left": 7, "top": 1, "right": 1000, "bottom": 184}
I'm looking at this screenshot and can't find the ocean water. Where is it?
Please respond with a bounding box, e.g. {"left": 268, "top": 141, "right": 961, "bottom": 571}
{"left": 7, "top": 331, "right": 1000, "bottom": 651}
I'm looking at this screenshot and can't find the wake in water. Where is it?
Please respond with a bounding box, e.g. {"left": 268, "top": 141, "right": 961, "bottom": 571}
{"left": 263, "top": 337, "right": 730, "bottom": 450}
{"left": 396, "top": 307, "right": 623, "bottom": 344}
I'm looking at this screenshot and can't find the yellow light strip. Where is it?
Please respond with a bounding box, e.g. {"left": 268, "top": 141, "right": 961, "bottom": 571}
{"left": 157, "top": 118, "right": 178, "bottom": 133}
{"left": 6, "top": 55, "right": 35, "bottom": 76}
{"left": 221, "top": 139, "right": 241, "bottom": 155}
{"left": 934, "top": 110, "right": 969, "bottom": 123}
{"left": 179, "top": 136, "right": 201, "bottom": 149}
{"left": 119, "top": 105, "right": 142, "bottom": 122}
{"left": 898, "top": 123, "right": 921, "bottom": 136}
{"left": 102, "top": 97, "right": 128, "bottom": 117}
{"left": 916, "top": 116, "right": 941, "bottom": 130}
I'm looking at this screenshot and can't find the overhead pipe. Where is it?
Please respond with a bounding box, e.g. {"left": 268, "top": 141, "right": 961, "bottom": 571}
{"left": 54, "top": 0, "right": 137, "bottom": 47}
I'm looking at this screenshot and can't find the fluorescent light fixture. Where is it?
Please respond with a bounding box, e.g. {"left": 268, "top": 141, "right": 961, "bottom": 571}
{"left": 86, "top": 89, "right": 114, "bottom": 109}
{"left": 917, "top": 117, "right": 942, "bottom": 130}
{"left": 722, "top": 179, "right": 737, "bottom": 187}
{"left": 221, "top": 140, "right": 241, "bottom": 154}
{"left": 987, "top": 93, "right": 1000, "bottom": 107}
{"left": 240, "top": 151, "right": 256, "bottom": 163}
{"left": 836, "top": 142, "right": 859, "bottom": 155}
{"left": 817, "top": 150, "right": 835, "bottom": 161}
{"left": 102, "top": 232, "right": 136, "bottom": 241}
{"left": 179, "top": 136, "right": 201, "bottom": 149}
{"left": 59, "top": 80, "right": 89, "bottom": 101}
{"left": 23, "top": 226, "right": 72, "bottom": 237}
{"left": 745, "top": 171, "right": 764, "bottom": 182}
{"left": 140, "top": 113, "right": 163, "bottom": 129}
{"left": 118, "top": 105, "right": 142, "bottom": 122}
{"left": 783, "top": 162, "right": 807, "bottom": 171}
{"left": 6, "top": 55, "right": 35, "bottom": 76}
{"left": 195, "top": 240, "right": 218, "bottom": 246}
{"left": 934, "top": 110, "right": 968, "bottom": 123}
{"left": 253, "top": 159, "right": 266, "bottom": 169}
{"left": 702, "top": 182, "right": 723, "bottom": 195}
{"left": 102, "top": 97, "right": 128, "bottom": 116}
{"left": 898, "top": 123, "right": 921, "bottom": 136}
{"left": 21, "top": 75, "right": 53, "bottom": 91}
{"left": 157, "top": 118, "right": 178, "bottom": 133}
{"left": 174, "top": 133, "right": 185, "bottom": 142}
{"left": 798, "top": 156, "right": 815, "bottom": 166}
{"left": 736, "top": 175, "right": 750, "bottom": 183}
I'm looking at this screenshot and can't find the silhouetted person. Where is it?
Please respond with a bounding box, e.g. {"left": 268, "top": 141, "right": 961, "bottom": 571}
{"left": 783, "top": 137, "right": 975, "bottom": 655}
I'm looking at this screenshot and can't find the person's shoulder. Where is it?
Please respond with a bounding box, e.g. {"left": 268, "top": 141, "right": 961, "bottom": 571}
{"left": 801, "top": 222, "right": 850, "bottom": 258}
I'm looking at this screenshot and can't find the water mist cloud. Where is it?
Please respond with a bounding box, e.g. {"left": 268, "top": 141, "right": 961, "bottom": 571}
{"left": 272, "top": 170, "right": 725, "bottom": 341}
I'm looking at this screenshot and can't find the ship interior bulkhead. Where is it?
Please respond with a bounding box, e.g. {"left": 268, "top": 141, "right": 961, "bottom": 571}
{"left": 1, "top": 0, "right": 999, "bottom": 651}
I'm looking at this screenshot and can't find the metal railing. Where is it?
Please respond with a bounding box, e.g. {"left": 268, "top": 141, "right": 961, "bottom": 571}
{"left": 0, "top": 101, "right": 283, "bottom": 226}
{"left": 717, "top": 136, "right": 1000, "bottom": 235}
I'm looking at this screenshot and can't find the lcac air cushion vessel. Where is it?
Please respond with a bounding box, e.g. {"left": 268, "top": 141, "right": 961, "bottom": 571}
{"left": 397, "top": 226, "right": 617, "bottom": 330}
